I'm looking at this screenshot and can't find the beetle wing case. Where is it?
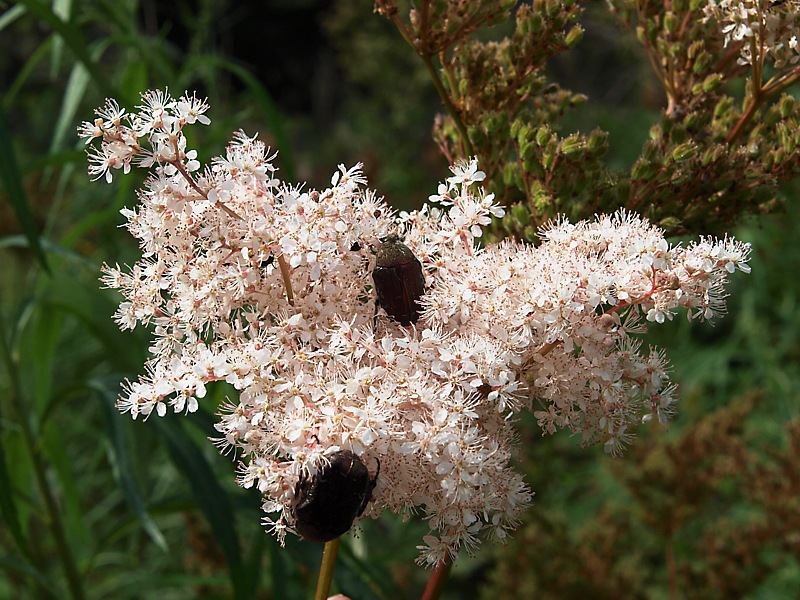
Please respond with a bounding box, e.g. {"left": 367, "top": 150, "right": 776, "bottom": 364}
{"left": 292, "top": 450, "right": 378, "bottom": 543}
{"left": 372, "top": 236, "right": 425, "bottom": 326}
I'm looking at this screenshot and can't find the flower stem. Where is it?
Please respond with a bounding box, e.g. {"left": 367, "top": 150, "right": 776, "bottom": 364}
{"left": 420, "top": 557, "right": 452, "bottom": 600}
{"left": 314, "top": 537, "right": 341, "bottom": 600}
{"left": 382, "top": 4, "right": 474, "bottom": 158}
{"left": 169, "top": 136, "right": 244, "bottom": 221}
{"left": 277, "top": 254, "right": 295, "bottom": 306}
{"left": 420, "top": 54, "right": 475, "bottom": 158}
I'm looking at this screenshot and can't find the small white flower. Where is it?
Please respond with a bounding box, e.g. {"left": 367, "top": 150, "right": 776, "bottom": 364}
{"left": 706, "top": 0, "right": 800, "bottom": 66}
{"left": 446, "top": 158, "right": 486, "bottom": 189}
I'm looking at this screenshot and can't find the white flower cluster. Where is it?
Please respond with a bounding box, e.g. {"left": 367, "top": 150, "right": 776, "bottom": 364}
{"left": 81, "top": 90, "right": 751, "bottom": 565}
{"left": 704, "top": 0, "right": 800, "bottom": 67}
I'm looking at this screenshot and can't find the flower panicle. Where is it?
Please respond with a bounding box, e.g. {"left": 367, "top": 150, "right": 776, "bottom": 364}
{"left": 78, "top": 89, "right": 211, "bottom": 184}
{"left": 83, "top": 90, "right": 751, "bottom": 564}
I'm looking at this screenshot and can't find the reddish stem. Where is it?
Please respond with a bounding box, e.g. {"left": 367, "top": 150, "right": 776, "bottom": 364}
{"left": 421, "top": 557, "right": 452, "bottom": 600}
{"left": 169, "top": 136, "right": 243, "bottom": 220}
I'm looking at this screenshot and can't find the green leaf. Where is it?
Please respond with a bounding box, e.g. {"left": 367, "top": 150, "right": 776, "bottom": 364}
{"left": 0, "top": 553, "right": 59, "bottom": 597}
{"left": 151, "top": 414, "right": 249, "bottom": 599}
{"left": 23, "top": 297, "right": 63, "bottom": 410}
{"left": 48, "top": 0, "right": 72, "bottom": 76}
{"left": 0, "top": 431, "right": 33, "bottom": 562}
{"left": 0, "top": 106, "right": 50, "bottom": 273}
{"left": 49, "top": 58, "right": 90, "bottom": 156}
{"left": 91, "top": 377, "right": 168, "bottom": 551}
{"left": 337, "top": 540, "right": 391, "bottom": 600}
{"left": 16, "top": 0, "right": 115, "bottom": 97}
{"left": 0, "top": 5, "right": 27, "bottom": 31}
{"left": 41, "top": 412, "right": 89, "bottom": 549}
{"left": 269, "top": 539, "right": 308, "bottom": 600}
{"left": 32, "top": 276, "right": 143, "bottom": 374}
{"left": 198, "top": 55, "right": 297, "bottom": 182}
{"left": 4, "top": 36, "right": 53, "bottom": 107}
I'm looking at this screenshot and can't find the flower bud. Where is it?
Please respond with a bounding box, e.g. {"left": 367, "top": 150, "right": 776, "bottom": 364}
{"left": 780, "top": 95, "right": 795, "bottom": 118}
{"left": 587, "top": 129, "right": 608, "bottom": 154}
{"left": 670, "top": 142, "right": 697, "bottom": 162}
{"left": 565, "top": 25, "right": 584, "bottom": 48}
{"left": 703, "top": 73, "right": 723, "bottom": 92}
{"left": 663, "top": 12, "right": 679, "bottom": 34}
{"left": 560, "top": 135, "right": 585, "bottom": 156}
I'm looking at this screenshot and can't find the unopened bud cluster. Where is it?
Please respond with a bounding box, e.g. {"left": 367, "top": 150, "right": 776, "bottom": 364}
{"left": 81, "top": 91, "right": 751, "bottom": 564}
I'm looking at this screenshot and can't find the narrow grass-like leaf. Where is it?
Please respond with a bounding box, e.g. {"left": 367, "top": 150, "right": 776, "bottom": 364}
{"left": 337, "top": 540, "right": 392, "bottom": 600}
{"left": 119, "top": 60, "right": 150, "bottom": 103}
{"left": 49, "top": 60, "right": 90, "bottom": 156}
{"left": 38, "top": 274, "right": 146, "bottom": 373}
{"left": 270, "top": 538, "right": 312, "bottom": 600}
{"left": 0, "top": 107, "right": 50, "bottom": 272}
{"left": 4, "top": 36, "right": 52, "bottom": 106}
{"left": 0, "top": 322, "right": 35, "bottom": 548}
{"left": 48, "top": 37, "right": 113, "bottom": 168}
{"left": 91, "top": 377, "right": 168, "bottom": 551}
{"left": 41, "top": 415, "right": 89, "bottom": 549}
{"left": 21, "top": 148, "right": 85, "bottom": 176}
{"left": 194, "top": 55, "right": 297, "bottom": 182}
{"left": 49, "top": 0, "right": 72, "bottom": 76}
{"left": 239, "top": 525, "right": 267, "bottom": 598}
{"left": 25, "top": 298, "right": 62, "bottom": 409}
{"left": 0, "top": 553, "right": 59, "bottom": 597}
{"left": 0, "top": 417, "right": 34, "bottom": 563}
{"left": 16, "top": 0, "right": 114, "bottom": 97}
{"left": 0, "top": 5, "right": 27, "bottom": 31}
{"left": 151, "top": 415, "right": 247, "bottom": 599}
{"left": 0, "top": 234, "right": 92, "bottom": 263}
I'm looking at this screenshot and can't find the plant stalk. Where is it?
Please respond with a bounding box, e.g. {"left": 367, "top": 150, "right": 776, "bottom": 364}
{"left": 277, "top": 255, "right": 295, "bottom": 306}
{"left": 382, "top": 6, "right": 474, "bottom": 158}
{"left": 314, "top": 537, "right": 341, "bottom": 600}
{"left": 420, "top": 556, "right": 452, "bottom": 600}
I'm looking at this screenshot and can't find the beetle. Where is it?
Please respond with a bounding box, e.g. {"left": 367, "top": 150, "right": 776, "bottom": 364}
{"left": 372, "top": 235, "right": 426, "bottom": 326}
{"left": 292, "top": 450, "right": 380, "bottom": 543}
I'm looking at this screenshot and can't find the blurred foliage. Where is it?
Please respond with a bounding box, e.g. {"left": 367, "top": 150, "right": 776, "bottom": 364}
{"left": 2, "top": 0, "right": 800, "bottom": 599}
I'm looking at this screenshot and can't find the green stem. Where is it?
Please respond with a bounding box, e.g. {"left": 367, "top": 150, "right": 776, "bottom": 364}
{"left": 420, "top": 556, "right": 452, "bottom": 600}
{"left": 0, "top": 320, "right": 85, "bottom": 600}
{"left": 384, "top": 6, "right": 474, "bottom": 158}
{"left": 419, "top": 54, "right": 475, "bottom": 158}
{"left": 314, "top": 537, "right": 341, "bottom": 600}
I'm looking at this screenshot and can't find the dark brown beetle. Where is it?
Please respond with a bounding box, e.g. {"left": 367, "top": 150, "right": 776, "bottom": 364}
{"left": 372, "top": 235, "right": 426, "bottom": 326}
{"left": 292, "top": 450, "right": 379, "bottom": 543}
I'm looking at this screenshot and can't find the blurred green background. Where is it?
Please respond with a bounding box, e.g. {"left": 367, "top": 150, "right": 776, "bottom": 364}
{"left": 2, "top": 1, "right": 799, "bottom": 598}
